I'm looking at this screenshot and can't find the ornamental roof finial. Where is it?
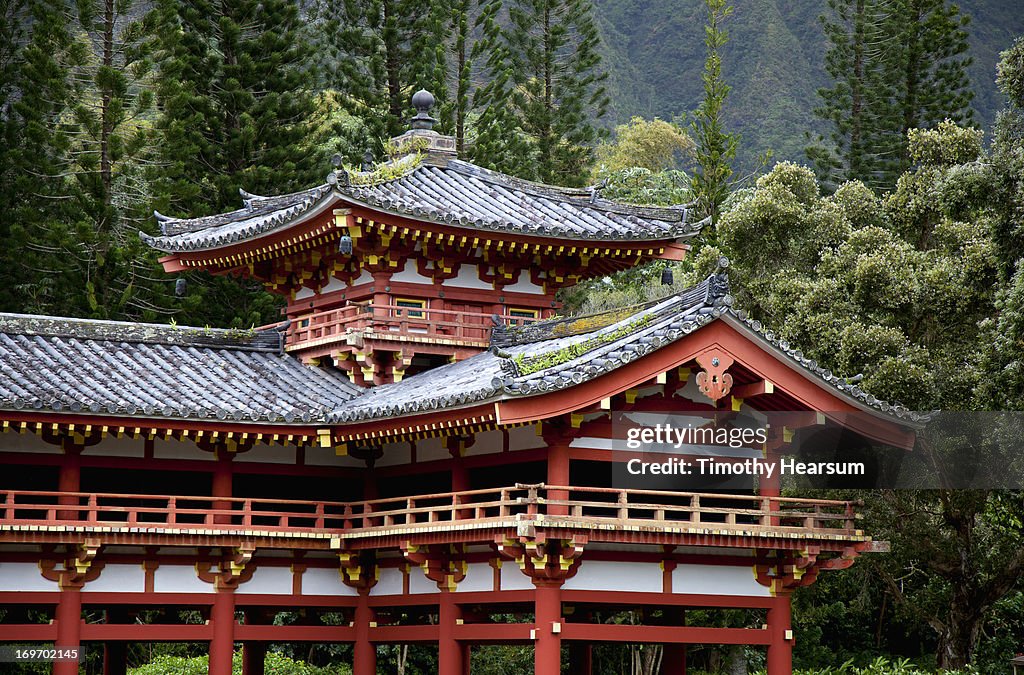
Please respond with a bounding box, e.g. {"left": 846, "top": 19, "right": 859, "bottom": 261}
{"left": 410, "top": 89, "right": 437, "bottom": 131}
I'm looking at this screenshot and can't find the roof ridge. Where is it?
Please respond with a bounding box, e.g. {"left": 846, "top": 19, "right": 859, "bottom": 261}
{"left": 0, "top": 313, "right": 283, "bottom": 352}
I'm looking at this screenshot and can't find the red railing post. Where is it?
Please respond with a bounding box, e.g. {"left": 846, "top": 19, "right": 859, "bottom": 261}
{"left": 168, "top": 496, "right": 177, "bottom": 526}
{"left": 3, "top": 491, "right": 13, "bottom": 521}
{"left": 243, "top": 499, "right": 253, "bottom": 527}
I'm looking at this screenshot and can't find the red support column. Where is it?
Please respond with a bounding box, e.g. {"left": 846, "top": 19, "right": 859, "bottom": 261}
{"left": 438, "top": 590, "right": 463, "bottom": 675}
{"left": 57, "top": 441, "right": 82, "bottom": 521}
{"left": 242, "top": 642, "right": 266, "bottom": 675}
{"left": 547, "top": 440, "right": 570, "bottom": 516}
{"left": 766, "top": 595, "right": 793, "bottom": 675}
{"left": 534, "top": 581, "right": 563, "bottom": 675}
{"left": 53, "top": 587, "right": 81, "bottom": 675}
{"left": 103, "top": 608, "right": 128, "bottom": 675}
{"left": 568, "top": 643, "right": 592, "bottom": 675}
{"left": 212, "top": 450, "right": 233, "bottom": 525}
{"left": 353, "top": 588, "right": 376, "bottom": 675}
{"left": 209, "top": 589, "right": 236, "bottom": 675}
{"left": 661, "top": 645, "right": 686, "bottom": 674}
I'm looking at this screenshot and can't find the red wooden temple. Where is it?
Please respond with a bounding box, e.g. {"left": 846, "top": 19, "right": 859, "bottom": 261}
{"left": 0, "top": 92, "right": 925, "bottom": 675}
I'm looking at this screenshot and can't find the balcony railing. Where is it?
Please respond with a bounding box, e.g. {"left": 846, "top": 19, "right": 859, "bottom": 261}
{"left": 285, "top": 304, "right": 539, "bottom": 350}
{"left": 0, "top": 484, "right": 861, "bottom": 540}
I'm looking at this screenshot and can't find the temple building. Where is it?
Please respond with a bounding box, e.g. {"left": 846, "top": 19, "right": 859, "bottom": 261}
{"left": 0, "top": 92, "right": 925, "bottom": 675}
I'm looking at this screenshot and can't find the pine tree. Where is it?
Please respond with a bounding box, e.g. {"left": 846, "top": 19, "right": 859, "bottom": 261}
{"left": 152, "top": 0, "right": 321, "bottom": 214}
{"left": 690, "top": 0, "right": 738, "bottom": 226}
{"left": 151, "top": 0, "right": 323, "bottom": 327}
{"left": 810, "top": 0, "right": 975, "bottom": 189}
{"left": 482, "top": 0, "right": 608, "bottom": 186}
{"left": 311, "top": 0, "right": 449, "bottom": 149}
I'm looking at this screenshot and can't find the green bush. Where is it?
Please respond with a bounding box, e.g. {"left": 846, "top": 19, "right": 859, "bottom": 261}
{"left": 128, "top": 651, "right": 352, "bottom": 675}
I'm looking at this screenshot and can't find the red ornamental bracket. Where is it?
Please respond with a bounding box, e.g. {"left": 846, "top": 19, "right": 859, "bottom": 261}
{"left": 39, "top": 539, "right": 106, "bottom": 589}
{"left": 402, "top": 542, "right": 467, "bottom": 591}
{"left": 495, "top": 535, "right": 585, "bottom": 583}
{"left": 695, "top": 349, "right": 735, "bottom": 403}
{"left": 196, "top": 545, "right": 257, "bottom": 590}
{"left": 338, "top": 550, "right": 379, "bottom": 591}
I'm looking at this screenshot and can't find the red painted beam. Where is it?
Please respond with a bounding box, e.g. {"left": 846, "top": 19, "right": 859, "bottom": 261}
{"left": 560, "top": 624, "right": 771, "bottom": 645}
{"left": 79, "top": 624, "right": 212, "bottom": 641}
{"left": 369, "top": 624, "right": 440, "bottom": 644}
{"left": 235, "top": 625, "right": 355, "bottom": 642}
{"left": 0, "top": 624, "right": 57, "bottom": 641}
{"left": 454, "top": 623, "right": 533, "bottom": 643}
{"left": 561, "top": 590, "right": 774, "bottom": 609}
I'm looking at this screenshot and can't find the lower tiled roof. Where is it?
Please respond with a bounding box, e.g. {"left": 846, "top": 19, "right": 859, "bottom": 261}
{"left": 0, "top": 315, "right": 361, "bottom": 423}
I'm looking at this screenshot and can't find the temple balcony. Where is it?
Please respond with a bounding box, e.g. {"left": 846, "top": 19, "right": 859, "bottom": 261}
{"left": 283, "top": 303, "right": 541, "bottom": 373}
{"left": 0, "top": 484, "right": 872, "bottom": 555}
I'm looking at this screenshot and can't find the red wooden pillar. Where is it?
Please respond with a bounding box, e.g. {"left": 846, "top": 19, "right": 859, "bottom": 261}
{"left": 242, "top": 610, "right": 266, "bottom": 675}
{"left": 209, "top": 589, "right": 236, "bottom": 675}
{"left": 568, "top": 643, "right": 592, "bottom": 674}
{"left": 212, "top": 450, "right": 233, "bottom": 525}
{"left": 547, "top": 440, "right": 570, "bottom": 516}
{"left": 438, "top": 590, "right": 463, "bottom": 675}
{"left": 353, "top": 588, "right": 376, "bottom": 675}
{"left": 57, "top": 442, "right": 82, "bottom": 521}
{"left": 53, "top": 586, "right": 81, "bottom": 675}
{"left": 766, "top": 594, "right": 793, "bottom": 675}
{"left": 371, "top": 272, "right": 391, "bottom": 321}
{"left": 662, "top": 645, "right": 686, "bottom": 674}
{"left": 534, "top": 581, "right": 563, "bottom": 674}
{"left": 103, "top": 608, "right": 128, "bottom": 675}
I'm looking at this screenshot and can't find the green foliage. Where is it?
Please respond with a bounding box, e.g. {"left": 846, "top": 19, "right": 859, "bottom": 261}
{"left": 594, "top": 116, "right": 695, "bottom": 173}
{"left": 473, "top": 0, "right": 610, "bottom": 186}
{"left": 128, "top": 651, "right": 351, "bottom": 675}
{"left": 512, "top": 313, "right": 654, "bottom": 375}
{"left": 690, "top": 0, "right": 738, "bottom": 225}
{"left": 809, "top": 0, "right": 976, "bottom": 189}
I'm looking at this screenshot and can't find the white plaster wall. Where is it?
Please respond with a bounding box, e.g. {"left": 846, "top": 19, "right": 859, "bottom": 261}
{"left": 153, "top": 565, "right": 210, "bottom": 594}
{"left": 0, "top": 433, "right": 61, "bottom": 454}
{"left": 416, "top": 437, "right": 448, "bottom": 463}
{"left": 408, "top": 570, "right": 437, "bottom": 594}
{"left": 0, "top": 563, "right": 59, "bottom": 592}
{"left": 237, "top": 566, "right": 293, "bottom": 595}
{"left": 672, "top": 564, "right": 770, "bottom": 597}
{"left": 305, "top": 448, "right": 365, "bottom": 467}
{"left": 376, "top": 442, "right": 411, "bottom": 467}
{"left": 153, "top": 439, "right": 213, "bottom": 462}
{"left": 82, "top": 436, "right": 145, "bottom": 458}
{"left": 464, "top": 429, "right": 503, "bottom": 457}
{"left": 302, "top": 567, "right": 357, "bottom": 596}
{"left": 446, "top": 264, "right": 491, "bottom": 290}
{"left": 390, "top": 262, "right": 433, "bottom": 285}
{"left": 86, "top": 564, "right": 146, "bottom": 593}
{"left": 502, "top": 276, "right": 544, "bottom": 294}
{"left": 294, "top": 287, "right": 315, "bottom": 300}
{"left": 371, "top": 567, "right": 405, "bottom": 596}
{"left": 234, "top": 444, "right": 297, "bottom": 464}
{"left": 499, "top": 564, "right": 533, "bottom": 591}
{"left": 563, "top": 561, "right": 662, "bottom": 593}
{"left": 507, "top": 425, "right": 546, "bottom": 452}
{"left": 456, "top": 563, "right": 493, "bottom": 593}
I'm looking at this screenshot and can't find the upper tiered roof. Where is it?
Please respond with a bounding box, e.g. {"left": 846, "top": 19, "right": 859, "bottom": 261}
{"left": 141, "top": 158, "right": 705, "bottom": 254}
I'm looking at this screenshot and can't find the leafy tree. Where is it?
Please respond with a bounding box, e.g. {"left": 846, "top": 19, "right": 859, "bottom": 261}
{"left": 480, "top": 0, "right": 609, "bottom": 186}
{"left": 690, "top": 0, "right": 738, "bottom": 226}
{"left": 594, "top": 117, "right": 694, "bottom": 174}
{"left": 988, "top": 37, "right": 1024, "bottom": 282}
{"left": 810, "top": 0, "right": 975, "bottom": 189}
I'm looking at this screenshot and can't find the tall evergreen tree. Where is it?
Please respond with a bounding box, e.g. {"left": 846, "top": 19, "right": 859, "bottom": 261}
{"left": 151, "top": 0, "right": 323, "bottom": 326}
{"left": 311, "top": 0, "right": 449, "bottom": 150}
{"left": 690, "top": 0, "right": 738, "bottom": 226}
{"left": 479, "top": 0, "right": 608, "bottom": 186}
{"left": 810, "top": 0, "right": 975, "bottom": 189}
{"left": 153, "top": 0, "right": 321, "bottom": 214}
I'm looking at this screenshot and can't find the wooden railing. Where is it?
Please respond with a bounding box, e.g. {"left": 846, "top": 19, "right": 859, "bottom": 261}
{"left": 285, "top": 304, "right": 539, "bottom": 349}
{"left": 0, "top": 484, "right": 860, "bottom": 538}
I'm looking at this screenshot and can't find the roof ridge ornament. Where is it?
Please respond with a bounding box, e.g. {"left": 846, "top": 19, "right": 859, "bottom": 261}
{"left": 410, "top": 89, "right": 437, "bottom": 131}
{"left": 326, "top": 153, "right": 350, "bottom": 187}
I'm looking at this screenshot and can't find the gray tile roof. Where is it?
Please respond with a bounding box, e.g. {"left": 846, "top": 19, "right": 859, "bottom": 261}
{"left": 328, "top": 275, "right": 929, "bottom": 427}
{"left": 141, "top": 157, "right": 707, "bottom": 254}
{"left": 0, "top": 314, "right": 361, "bottom": 423}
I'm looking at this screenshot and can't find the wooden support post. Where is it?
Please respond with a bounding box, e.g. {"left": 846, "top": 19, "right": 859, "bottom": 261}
{"left": 766, "top": 595, "right": 793, "bottom": 675}
{"left": 353, "top": 588, "right": 376, "bottom": 675}
{"left": 242, "top": 642, "right": 266, "bottom": 675}
{"left": 209, "top": 589, "right": 236, "bottom": 675}
{"left": 534, "top": 581, "right": 563, "bottom": 674}
{"left": 568, "top": 643, "right": 593, "bottom": 675}
{"left": 438, "top": 590, "right": 463, "bottom": 675}
{"left": 661, "top": 645, "right": 687, "bottom": 674}
{"left": 103, "top": 608, "right": 128, "bottom": 675}
{"left": 212, "top": 450, "right": 233, "bottom": 526}
{"left": 57, "top": 442, "right": 82, "bottom": 522}
{"left": 53, "top": 587, "right": 81, "bottom": 675}
{"left": 547, "top": 441, "right": 570, "bottom": 516}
